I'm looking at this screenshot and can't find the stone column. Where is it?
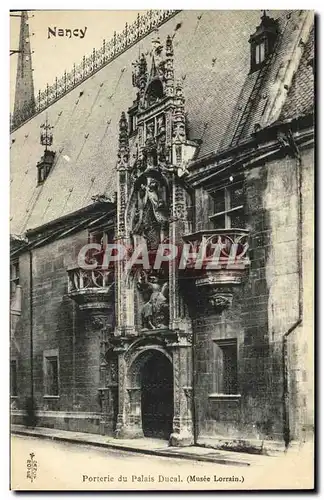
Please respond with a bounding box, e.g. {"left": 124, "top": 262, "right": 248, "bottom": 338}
{"left": 114, "top": 346, "right": 129, "bottom": 438}
{"left": 99, "top": 331, "right": 118, "bottom": 435}
{"left": 126, "top": 387, "right": 144, "bottom": 437}
{"left": 168, "top": 333, "right": 194, "bottom": 446}
{"left": 115, "top": 344, "right": 145, "bottom": 439}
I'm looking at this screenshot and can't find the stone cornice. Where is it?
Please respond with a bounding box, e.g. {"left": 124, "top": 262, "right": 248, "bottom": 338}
{"left": 187, "top": 115, "right": 314, "bottom": 188}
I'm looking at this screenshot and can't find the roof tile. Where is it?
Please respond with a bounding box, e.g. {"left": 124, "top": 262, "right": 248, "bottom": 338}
{"left": 11, "top": 10, "right": 307, "bottom": 234}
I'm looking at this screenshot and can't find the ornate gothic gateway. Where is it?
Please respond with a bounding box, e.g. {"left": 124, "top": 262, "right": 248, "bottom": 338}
{"left": 112, "top": 33, "right": 199, "bottom": 445}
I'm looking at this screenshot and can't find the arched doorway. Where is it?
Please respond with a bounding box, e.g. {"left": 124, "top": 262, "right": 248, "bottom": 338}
{"left": 140, "top": 351, "right": 173, "bottom": 439}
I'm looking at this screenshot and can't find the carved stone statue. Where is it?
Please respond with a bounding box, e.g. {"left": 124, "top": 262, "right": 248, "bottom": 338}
{"left": 130, "top": 175, "right": 169, "bottom": 249}
{"left": 137, "top": 273, "right": 169, "bottom": 329}
{"left": 156, "top": 115, "right": 167, "bottom": 164}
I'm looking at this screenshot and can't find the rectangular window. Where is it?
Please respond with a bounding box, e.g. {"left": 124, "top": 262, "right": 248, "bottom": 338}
{"left": 37, "top": 167, "right": 44, "bottom": 185}
{"left": 210, "top": 181, "right": 244, "bottom": 229}
{"left": 255, "top": 41, "right": 266, "bottom": 65}
{"left": 128, "top": 105, "right": 138, "bottom": 135}
{"left": 44, "top": 350, "right": 59, "bottom": 396}
{"left": 10, "top": 261, "right": 19, "bottom": 299}
{"left": 10, "top": 359, "right": 18, "bottom": 397}
{"left": 129, "top": 113, "right": 137, "bottom": 134}
{"left": 88, "top": 230, "right": 112, "bottom": 246}
{"left": 87, "top": 230, "right": 114, "bottom": 266}
{"left": 214, "top": 339, "right": 238, "bottom": 395}
{"left": 132, "top": 114, "right": 137, "bottom": 133}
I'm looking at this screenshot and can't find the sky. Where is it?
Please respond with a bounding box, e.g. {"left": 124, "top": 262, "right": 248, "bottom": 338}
{"left": 10, "top": 10, "right": 144, "bottom": 111}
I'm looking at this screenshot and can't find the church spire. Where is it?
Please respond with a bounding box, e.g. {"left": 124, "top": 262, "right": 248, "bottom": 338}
{"left": 12, "top": 11, "right": 35, "bottom": 129}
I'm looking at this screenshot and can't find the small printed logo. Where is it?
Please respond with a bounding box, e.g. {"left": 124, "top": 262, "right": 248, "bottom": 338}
{"left": 26, "top": 452, "right": 37, "bottom": 483}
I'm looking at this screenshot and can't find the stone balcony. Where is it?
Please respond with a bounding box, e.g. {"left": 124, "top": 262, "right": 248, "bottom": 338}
{"left": 67, "top": 266, "right": 114, "bottom": 310}
{"left": 181, "top": 229, "right": 250, "bottom": 311}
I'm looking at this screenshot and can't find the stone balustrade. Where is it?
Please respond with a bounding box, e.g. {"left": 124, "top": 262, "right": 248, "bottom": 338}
{"left": 67, "top": 266, "right": 114, "bottom": 310}
{"left": 182, "top": 229, "right": 250, "bottom": 311}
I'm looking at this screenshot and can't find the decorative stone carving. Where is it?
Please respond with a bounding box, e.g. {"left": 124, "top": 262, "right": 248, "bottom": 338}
{"left": 173, "top": 82, "right": 186, "bottom": 143}
{"left": 137, "top": 272, "right": 169, "bottom": 329}
{"left": 112, "top": 34, "right": 200, "bottom": 447}
{"left": 183, "top": 386, "right": 193, "bottom": 401}
{"left": 91, "top": 193, "right": 113, "bottom": 203}
{"left": 10, "top": 399, "right": 18, "bottom": 411}
{"left": 67, "top": 266, "right": 114, "bottom": 310}
{"left": 117, "top": 112, "right": 129, "bottom": 170}
{"left": 132, "top": 53, "right": 148, "bottom": 98}
{"left": 182, "top": 229, "right": 250, "bottom": 313}
{"left": 277, "top": 127, "right": 301, "bottom": 164}
{"left": 156, "top": 114, "right": 167, "bottom": 164}
{"left": 91, "top": 317, "right": 104, "bottom": 330}
{"left": 112, "top": 337, "right": 132, "bottom": 353}
{"left": 164, "top": 331, "right": 192, "bottom": 347}
{"left": 207, "top": 293, "right": 233, "bottom": 312}
{"left": 130, "top": 175, "right": 170, "bottom": 248}
{"left": 110, "top": 359, "right": 118, "bottom": 382}
{"left": 132, "top": 34, "right": 174, "bottom": 111}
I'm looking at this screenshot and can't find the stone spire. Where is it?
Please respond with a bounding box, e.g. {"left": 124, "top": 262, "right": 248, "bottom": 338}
{"left": 12, "top": 11, "right": 35, "bottom": 128}
{"left": 173, "top": 81, "right": 186, "bottom": 142}
{"left": 117, "top": 112, "right": 129, "bottom": 170}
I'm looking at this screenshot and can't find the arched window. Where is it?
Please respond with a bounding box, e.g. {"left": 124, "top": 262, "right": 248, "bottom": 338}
{"left": 146, "top": 79, "right": 164, "bottom": 107}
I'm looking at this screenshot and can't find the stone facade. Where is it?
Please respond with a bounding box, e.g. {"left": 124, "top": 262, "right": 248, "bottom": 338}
{"left": 10, "top": 10, "right": 314, "bottom": 454}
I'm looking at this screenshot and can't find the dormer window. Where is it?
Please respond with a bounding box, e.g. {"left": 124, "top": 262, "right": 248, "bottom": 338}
{"left": 255, "top": 40, "right": 266, "bottom": 65}
{"left": 37, "top": 116, "right": 55, "bottom": 185}
{"left": 38, "top": 167, "right": 45, "bottom": 185}
{"left": 37, "top": 150, "right": 55, "bottom": 185}
{"left": 249, "top": 11, "right": 278, "bottom": 73}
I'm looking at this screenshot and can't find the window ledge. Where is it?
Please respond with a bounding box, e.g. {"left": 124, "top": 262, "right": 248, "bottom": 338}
{"left": 208, "top": 393, "right": 241, "bottom": 401}
{"left": 43, "top": 395, "right": 60, "bottom": 399}
{"left": 209, "top": 205, "right": 244, "bottom": 220}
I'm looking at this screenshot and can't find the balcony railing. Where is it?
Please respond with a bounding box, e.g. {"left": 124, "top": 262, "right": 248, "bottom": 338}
{"left": 182, "top": 229, "right": 249, "bottom": 274}
{"left": 67, "top": 266, "right": 114, "bottom": 310}
{"left": 181, "top": 229, "right": 250, "bottom": 311}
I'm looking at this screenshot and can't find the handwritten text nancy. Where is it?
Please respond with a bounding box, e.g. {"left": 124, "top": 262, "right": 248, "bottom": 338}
{"left": 48, "top": 27, "right": 87, "bottom": 39}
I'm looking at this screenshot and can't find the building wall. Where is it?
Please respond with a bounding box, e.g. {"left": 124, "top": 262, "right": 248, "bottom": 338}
{"left": 11, "top": 229, "right": 110, "bottom": 434}
{"left": 11, "top": 251, "right": 32, "bottom": 411}
{"left": 11, "top": 144, "right": 314, "bottom": 446}
{"left": 193, "top": 145, "right": 313, "bottom": 451}
{"left": 11, "top": 145, "right": 314, "bottom": 447}
{"left": 286, "top": 146, "right": 314, "bottom": 442}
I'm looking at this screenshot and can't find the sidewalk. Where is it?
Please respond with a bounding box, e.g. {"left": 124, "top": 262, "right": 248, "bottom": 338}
{"left": 11, "top": 424, "right": 272, "bottom": 467}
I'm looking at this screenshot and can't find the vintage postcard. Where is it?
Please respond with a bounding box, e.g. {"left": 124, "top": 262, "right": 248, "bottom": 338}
{"left": 10, "top": 9, "right": 315, "bottom": 491}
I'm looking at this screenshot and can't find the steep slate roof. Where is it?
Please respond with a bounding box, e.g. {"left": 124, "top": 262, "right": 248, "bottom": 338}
{"left": 280, "top": 25, "right": 314, "bottom": 121}
{"left": 11, "top": 10, "right": 312, "bottom": 235}
{"left": 220, "top": 10, "right": 314, "bottom": 151}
